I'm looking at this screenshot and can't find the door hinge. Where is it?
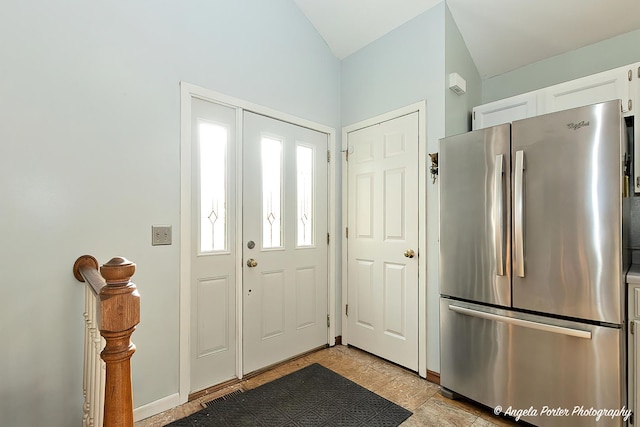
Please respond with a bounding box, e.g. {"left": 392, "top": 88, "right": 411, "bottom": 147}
{"left": 327, "top": 150, "right": 331, "bottom": 163}
{"left": 327, "top": 233, "right": 330, "bottom": 244}
{"left": 630, "top": 99, "right": 633, "bottom": 111}
{"left": 345, "top": 304, "right": 349, "bottom": 316}
{"left": 346, "top": 227, "right": 349, "bottom": 238}
{"left": 345, "top": 150, "right": 349, "bottom": 162}
{"left": 630, "top": 411, "right": 634, "bottom": 425}
{"left": 327, "top": 314, "right": 330, "bottom": 327}
{"left": 629, "top": 69, "right": 633, "bottom": 81}
{"left": 473, "top": 111, "right": 476, "bottom": 120}
{"left": 632, "top": 322, "right": 635, "bottom": 334}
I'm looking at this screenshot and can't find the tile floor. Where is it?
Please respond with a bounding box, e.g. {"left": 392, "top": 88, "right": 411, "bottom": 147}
{"left": 135, "top": 345, "right": 519, "bottom": 426}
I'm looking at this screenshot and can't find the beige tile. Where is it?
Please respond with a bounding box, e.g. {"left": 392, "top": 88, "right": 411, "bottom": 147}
{"left": 428, "top": 393, "right": 520, "bottom": 427}
{"left": 400, "top": 382, "right": 441, "bottom": 411}
{"left": 400, "top": 415, "right": 430, "bottom": 426}
{"left": 472, "top": 417, "right": 501, "bottom": 427}
{"left": 408, "top": 396, "right": 480, "bottom": 427}
{"left": 478, "top": 412, "right": 521, "bottom": 427}
{"left": 342, "top": 361, "right": 397, "bottom": 391}
{"left": 431, "top": 391, "right": 486, "bottom": 417}
{"left": 320, "top": 354, "right": 365, "bottom": 377}
{"left": 135, "top": 345, "right": 498, "bottom": 426}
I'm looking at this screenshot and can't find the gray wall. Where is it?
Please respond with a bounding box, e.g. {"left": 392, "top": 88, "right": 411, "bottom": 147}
{"left": 341, "top": 2, "right": 481, "bottom": 372}
{"left": 444, "top": 5, "right": 481, "bottom": 137}
{"left": 0, "top": 0, "right": 340, "bottom": 425}
{"left": 483, "top": 29, "right": 640, "bottom": 103}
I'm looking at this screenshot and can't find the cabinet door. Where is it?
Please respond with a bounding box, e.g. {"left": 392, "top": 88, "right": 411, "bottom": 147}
{"left": 628, "top": 285, "right": 640, "bottom": 423}
{"left": 472, "top": 92, "right": 537, "bottom": 130}
{"left": 633, "top": 63, "right": 640, "bottom": 193}
{"left": 542, "top": 65, "right": 632, "bottom": 115}
{"left": 634, "top": 320, "right": 640, "bottom": 425}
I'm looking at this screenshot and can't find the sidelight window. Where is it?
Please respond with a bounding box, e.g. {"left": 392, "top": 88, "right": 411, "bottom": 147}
{"left": 198, "top": 121, "right": 228, "bottom": 253}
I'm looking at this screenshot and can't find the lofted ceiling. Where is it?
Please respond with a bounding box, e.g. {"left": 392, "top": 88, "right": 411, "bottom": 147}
{"left": 294, "top": 0, "right": 640, "bottom": 78}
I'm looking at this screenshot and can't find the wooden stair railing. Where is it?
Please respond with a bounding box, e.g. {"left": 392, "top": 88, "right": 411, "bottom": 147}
{"left": 74, "top": 255, "right": 140, "bottom": 427}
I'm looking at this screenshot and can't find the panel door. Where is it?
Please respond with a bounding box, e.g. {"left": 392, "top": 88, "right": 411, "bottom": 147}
{"left": 346, "top": 112, "right": 419, "bottom": 370}
{"left": 242, "top": 111, "right": 328, "bottom": 374}
{"left": 511, "top": 100, "right": 624, "bottom": 324}
{"left": 190, "top": 98, "right": 237, "bottom": 392}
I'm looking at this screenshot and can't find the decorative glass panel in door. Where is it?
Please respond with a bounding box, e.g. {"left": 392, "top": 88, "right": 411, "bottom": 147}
{"left": 261, "top": 137, "right": 283, "bottom": 249}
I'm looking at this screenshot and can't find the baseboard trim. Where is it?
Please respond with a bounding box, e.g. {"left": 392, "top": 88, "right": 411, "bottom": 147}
{"left": 134, "top": 393, "right": 181, "bottom": 422}
{"left": 426, "top": 369, "right": 440, "bottom": 385}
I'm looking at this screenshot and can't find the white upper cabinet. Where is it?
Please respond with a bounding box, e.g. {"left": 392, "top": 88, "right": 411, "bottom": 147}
{"left": 541, "top": 64, "right": 632, "bottom": 115}
{"left": 472, "top": 92, "right": 537, "bottom": 130}
{"left": 474, "top": 64, "right": 636, "bottom": 132}
{"left": 632, "top": 62, "right": 639, "bottom": 119}
{"left": 474, "top": 62, "right": 640, "bottom": 192}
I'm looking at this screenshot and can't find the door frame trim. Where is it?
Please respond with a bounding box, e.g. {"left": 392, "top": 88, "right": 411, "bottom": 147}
{"left": 341, "top": 101, "right": 427, "bottom": 378}
{"left": 179, "top": 81, "right": 337, "bottom": 403}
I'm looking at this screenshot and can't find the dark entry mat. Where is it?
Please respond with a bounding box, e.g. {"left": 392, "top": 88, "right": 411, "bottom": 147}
{"left": 169, "top": 363, "right": 412, "bottom": 426}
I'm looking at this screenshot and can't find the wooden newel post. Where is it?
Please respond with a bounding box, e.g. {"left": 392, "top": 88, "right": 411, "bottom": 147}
{"left": 99, "top": 257, "right": 140, "bottom": 427}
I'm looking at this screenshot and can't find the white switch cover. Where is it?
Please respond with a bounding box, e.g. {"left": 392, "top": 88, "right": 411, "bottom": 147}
{"left": 152, "top": 225, "right": 172, "bottom": 246}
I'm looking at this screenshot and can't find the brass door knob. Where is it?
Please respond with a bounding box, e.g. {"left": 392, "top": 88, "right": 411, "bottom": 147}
{"left": 404, "top": 249, "right": 415, "bottom": 258}
{"left": 246, "top": 258, "right": 258, "bottom": 268}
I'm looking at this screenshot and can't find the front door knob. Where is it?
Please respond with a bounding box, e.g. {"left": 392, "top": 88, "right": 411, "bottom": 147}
{"left": 404, "top": 249, "right": 415, "bottom": 258}
{"left": 246, "top": 258, "right": 258, "bottom": 268}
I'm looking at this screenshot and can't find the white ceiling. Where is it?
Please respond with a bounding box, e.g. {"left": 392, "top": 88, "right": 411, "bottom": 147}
{"left": 294, "top": 0, "right": 640, "bottom": 78}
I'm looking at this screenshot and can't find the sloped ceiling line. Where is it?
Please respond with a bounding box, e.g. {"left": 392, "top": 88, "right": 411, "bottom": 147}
{"left": 294, "top": 0, "right": 640, "bottom": 78}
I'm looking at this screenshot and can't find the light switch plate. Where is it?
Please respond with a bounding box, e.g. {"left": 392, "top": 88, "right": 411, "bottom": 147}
{"left": 152, "top": 225, "right": 172, "bottom": 246}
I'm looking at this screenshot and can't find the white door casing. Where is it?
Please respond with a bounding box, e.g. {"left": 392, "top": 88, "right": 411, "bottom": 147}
{"left": 345, "top": 111, "right": 420, "bottom": 371}
{"left": 242, "top": 111, "right": 329, "bottom": 374}
{"left": 179, "top": 82, "right": 337, "bottom": 405}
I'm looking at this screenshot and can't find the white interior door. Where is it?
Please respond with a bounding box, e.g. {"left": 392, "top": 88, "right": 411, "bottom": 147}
{"left": 242, "top": 111, "right": 329, "bottom": 374}
{"left": 189, "top": 98, "right": 237, "bottom": 392}
{"left": 346, "top": 112, "right": 419, "bottom": 370}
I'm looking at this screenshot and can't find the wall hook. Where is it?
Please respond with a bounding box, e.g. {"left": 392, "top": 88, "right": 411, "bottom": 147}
{"left": 429, "top": 152, "right": 438, "bottom": 184}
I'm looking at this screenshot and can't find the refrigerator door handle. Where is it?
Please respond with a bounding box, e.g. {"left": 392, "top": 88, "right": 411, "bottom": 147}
{"left": 448, "top": 304, "right": 592, "bottom": 339}
{"left": 514, "top": 150, "right": 525, "bottom": 277}
{"left": 493, "top": 154, "right": 505, "bottom": 276}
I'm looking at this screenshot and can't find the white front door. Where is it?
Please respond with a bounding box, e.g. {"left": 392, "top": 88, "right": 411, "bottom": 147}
{"left": 242, "top": 111, "right": 329, "bottom": 374}
{"left": 346, "top": 112, "right": 419, "bottom": 370}
{"left": 189, "top": 98, "right": 238, "bottom": 392}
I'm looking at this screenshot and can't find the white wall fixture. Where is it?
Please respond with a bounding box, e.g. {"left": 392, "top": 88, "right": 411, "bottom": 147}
{"left": 449, "top": 72, "right": 467, "bottom": 95}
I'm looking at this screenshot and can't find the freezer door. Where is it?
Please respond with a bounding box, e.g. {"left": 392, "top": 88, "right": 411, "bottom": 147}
{"left": 439, "top": 124, "right": 511, "bottom": 306}
{"left": 440, "top": 298, "right": 625, "bottom": 427}
{"left": 511, "top": 100, "right": 625, "bottom": 324}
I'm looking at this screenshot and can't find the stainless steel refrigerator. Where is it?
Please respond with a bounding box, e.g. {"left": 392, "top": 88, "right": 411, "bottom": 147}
{"left": 439, "top": 100, "right": 630, "bottom": 426}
